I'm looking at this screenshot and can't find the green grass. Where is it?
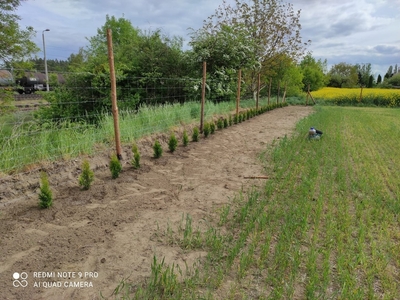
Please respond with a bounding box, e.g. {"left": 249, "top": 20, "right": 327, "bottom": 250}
{"left": 0, "top": 98, "right": 276, "bottom": 173}
{"left": 112, "top": 106, "right": 400, "bottom": 299}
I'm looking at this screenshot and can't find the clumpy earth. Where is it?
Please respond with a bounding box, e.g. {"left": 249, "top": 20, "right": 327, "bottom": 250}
{"left": 0, "top": 106, "right": 313, "bottom": 300}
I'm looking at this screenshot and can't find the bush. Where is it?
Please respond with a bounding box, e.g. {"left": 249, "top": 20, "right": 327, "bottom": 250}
{"left": 210, "top": 122, "right": 216, "bottom": 134}
{"left": 131, "top": 143, "right": 140, "bottom": 169}
{"left": 233, "top": 114, "right": 238, "bottom": 124}
{"left": 153, "top": 140, "right": 163, "bottom": 158}
{"left": 192, "top": 127, "right": 199, "bottom": 142}
{"left": 223, "top": 118, "right": 228, "bottom": 128}
{"left": 110, "top": 154, "right": 122, "bottom": 179}
{"left": 217, "top": 118, "right": 224, "bottom": 129}
{"left": 168, "top": 133, "right": 178, "bottom": 153}
{"left": 203, "top": 123, "right": 210, "bottom": 137}
{"left": 39, "top": 172, "right": 53, "bottom": 208}
{"left": 79, "top": 160, "right": 94, "bottom": 190}
{"left": 182, "top": 130, "right": 189, "bottom": 146}
{"left": 229, "top": 115, "right": 233, "bottom": 126}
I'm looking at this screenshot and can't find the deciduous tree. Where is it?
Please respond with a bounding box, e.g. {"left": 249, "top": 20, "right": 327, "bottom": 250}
{"left": 328, "top": 62, "right": 358, "bottom": 88}
{"left": 192, "top": 0, "right": 308, "bottom": 100}
{"left": 0, "top": 0, "right": 38, "bottom": 65}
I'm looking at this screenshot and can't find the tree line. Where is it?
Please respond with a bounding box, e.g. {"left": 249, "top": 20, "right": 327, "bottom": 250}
{"left": 2, "top": 0, "right": 399, "bottom": 121}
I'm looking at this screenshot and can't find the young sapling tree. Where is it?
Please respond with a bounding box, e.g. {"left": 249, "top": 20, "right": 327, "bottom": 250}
{"left": 110, "top": 154, "right": 122, "bottom": 179}
{"left": 39, "top": 172, "right": 53, "bottom": 208}
{"left": 79, "top": 160, "right": 94, "bottom": 190}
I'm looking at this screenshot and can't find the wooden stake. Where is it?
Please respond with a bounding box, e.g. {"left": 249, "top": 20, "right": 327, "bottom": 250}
{"left": 268, "top": 78, "right": 271, "bottom": 106}
{"left": 107, "top": 29, "right": 122, "bottom": 160}
{"left": 236, "top": 68, "right": 242, "bottom": 116}
{"left": 277, "top": 80, "right": 280, "bottom": 104}
{"left": 282, "top": 82, "right": 287, "bottom": 103}
{"left": 256, "top": 73, "right": 260, "bottom": 110}
{"left": 200, "top": 61, "right": 206, "bottom": 133}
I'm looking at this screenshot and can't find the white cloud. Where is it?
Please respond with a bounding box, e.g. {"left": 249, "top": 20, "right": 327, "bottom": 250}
{"left": 15, "top": 0, "right": 400, "bottom": 76}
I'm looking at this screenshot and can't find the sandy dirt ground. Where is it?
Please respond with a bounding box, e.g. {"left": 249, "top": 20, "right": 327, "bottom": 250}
{"left": 0, "top": 105, "right": 313, "bottom": 300}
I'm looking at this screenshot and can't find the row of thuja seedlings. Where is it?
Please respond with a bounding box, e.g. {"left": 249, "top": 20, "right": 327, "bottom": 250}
{"left": 37, "top": 132, "right": 185, "bottom": 209}
{"left": 37, "top": 102, "right": 287, "bottom": 209}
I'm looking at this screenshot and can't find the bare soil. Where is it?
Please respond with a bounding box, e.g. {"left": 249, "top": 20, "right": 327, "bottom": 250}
{"left": 0, "top": 106, "right": 313, "bottom": 300}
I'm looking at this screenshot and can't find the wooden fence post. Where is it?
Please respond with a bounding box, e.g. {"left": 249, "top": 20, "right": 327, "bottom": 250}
{"left": 282, "top": 82, "right": 287, "bottom": 103}
{"left": 268, "top": 78, "right": 272, "bottom": 106}
{"left": 236, "top": 68, "right": 242, "bottom": 116}
{"left": 107, "top": 28, "right": 122, "bottom": 160}
{"left": 256, "top": 73, "right": 260, "bottom": 110}
{"left": 200, "top": 61, "right": 206, "bottom": 133}
{"left": 277, "top": 80, "right": 280, "bottom": 104}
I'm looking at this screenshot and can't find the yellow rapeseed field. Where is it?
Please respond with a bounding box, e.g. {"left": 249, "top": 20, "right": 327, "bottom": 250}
{"left": 311, "top": 87, "right": 400, "bottom": 107}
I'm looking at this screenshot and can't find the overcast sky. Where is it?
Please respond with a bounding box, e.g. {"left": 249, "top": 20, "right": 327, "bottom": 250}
{"left": 17, "top": 0, "right": 400, "bottom": 77}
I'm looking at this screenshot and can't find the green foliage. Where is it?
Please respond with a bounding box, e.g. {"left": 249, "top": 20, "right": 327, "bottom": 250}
{"left": 0, "top": 1, "right": 39, "bottom": 64}
{"left": 300, "top": 53, "right": 327, "bottom": 91}
{"left": 217, "top": 118, "right": 224, "bottom": 129}
{"left": 153, "top": 140, "right": 163, "bottom": 158}
{"left": 168, "top": 133, "right": 178, "bottom": 153}
{"left": 328, "top": 62, "right": 358, "bottom": 88}
{"left": 182, "top": 130, "right": 189, "bottom": 146}
{"left": 0, "top": 88, "right": 15, "bottom": 115}
{"left": 110, "top": 154, "right": 122, "bottom": 179}
{"left": 233, "top": 114, "right": 238, "bottom": 124}
{"left": 192, "top": 127, "right": 199, "bottom": 142}
{"left": 131, "top": 143, "right": 140, "bottom": 169}
{"left": 79, "top": 160, "right": 94, "bottom": 190}
{"left": 223, "top": 117, "right": 228, "bottom": 128}
{"left": 203, "top": 123, "right": 210, "bottom": 137}
{"left": 229, "top": 114, "right": 233, "bottom": 126}
{"left": 39, "top": 172, "right": 53, "bottom": 209}
{"left": 387, "top": 73, "right": 400, "bottom": 87}
{"left": 210, "top": 122, "right": 216, "bottom": 134}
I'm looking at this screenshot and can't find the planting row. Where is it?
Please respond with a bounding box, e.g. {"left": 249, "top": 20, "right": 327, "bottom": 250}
{"left": 37, "top": 102, "right": 288, "bottom": 209}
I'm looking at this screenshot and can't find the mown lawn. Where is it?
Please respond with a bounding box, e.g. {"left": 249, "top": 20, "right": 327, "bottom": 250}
{"left": 119, "top": 106, "right": 400, "bottom": 299}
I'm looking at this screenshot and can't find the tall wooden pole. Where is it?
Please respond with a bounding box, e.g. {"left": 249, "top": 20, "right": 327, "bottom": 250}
{"left": 268, "top": 78, "right": 271, "bottom": 106}
{"left": 107, "top": 29, "right": 122, "bottom": 160}
{"left": 200, "top": 61, "right": 206, "bottom": 133}
{"left": 282, "top": 82, "right": 287, "bottom": 103}
{"left": 256, "top": 73, "right": 260, "bottom": 110}
{"left": 277, "top": 80, "right": 280, "bottom": 104}
{"left": 236, "top": 68, "right": 242, "bottom": 116}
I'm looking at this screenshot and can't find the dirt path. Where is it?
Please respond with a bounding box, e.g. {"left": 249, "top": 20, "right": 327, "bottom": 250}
{"left": 0, "top": 106, "right": 313, "bottom": 300}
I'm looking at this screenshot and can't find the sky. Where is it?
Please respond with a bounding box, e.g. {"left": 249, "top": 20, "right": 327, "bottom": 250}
{"left": 16, "top": 0, "right": 400, "bottom": 78}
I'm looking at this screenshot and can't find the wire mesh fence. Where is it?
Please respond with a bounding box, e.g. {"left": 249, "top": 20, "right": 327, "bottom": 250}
{"left": 1, "top": 69, "right": 285, "bottom": 174}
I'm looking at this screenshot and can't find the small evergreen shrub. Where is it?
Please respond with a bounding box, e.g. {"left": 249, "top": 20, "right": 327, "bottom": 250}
{"left": 39, "top": 172, "right": 53, "bottom": 208}
{"left": 229, "top": 115, "right": 233, "bottom": 126}
{"left": 203, "top": 123, "right": 210, "bottom": 137}
{"left": 233, "top": 114, "right": 238, "bottom": 124}
{"left": 153, "top": 140, "right": 163, "bottom": 158}
{"left": 223, "top": 118, "right": 228, "bottom": 128}
{"left": 131, "top": 143, "right": 140, "bottom": 169}
{"left": 217, "top": 118, "right": 224, "bottom": 129}
{"left": 168, "top": 133, "right": 178, "bottom": 153}
{"left": 238, "top": 114, "right": 243, "bottom": 123}
{"left": 182, "top": 130, "right": 189, "bottom": 146}
{"left": 110, "top": 154, "right": 122, "bottom": 179}
{"left": 210, "top": 122, "right": 216, "bottom": 134}
{"left": 79, "top": 160, "right": 94, "bottom": 190}
{"left": 192, "top": 127, "right": 199, "bottom": 142}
